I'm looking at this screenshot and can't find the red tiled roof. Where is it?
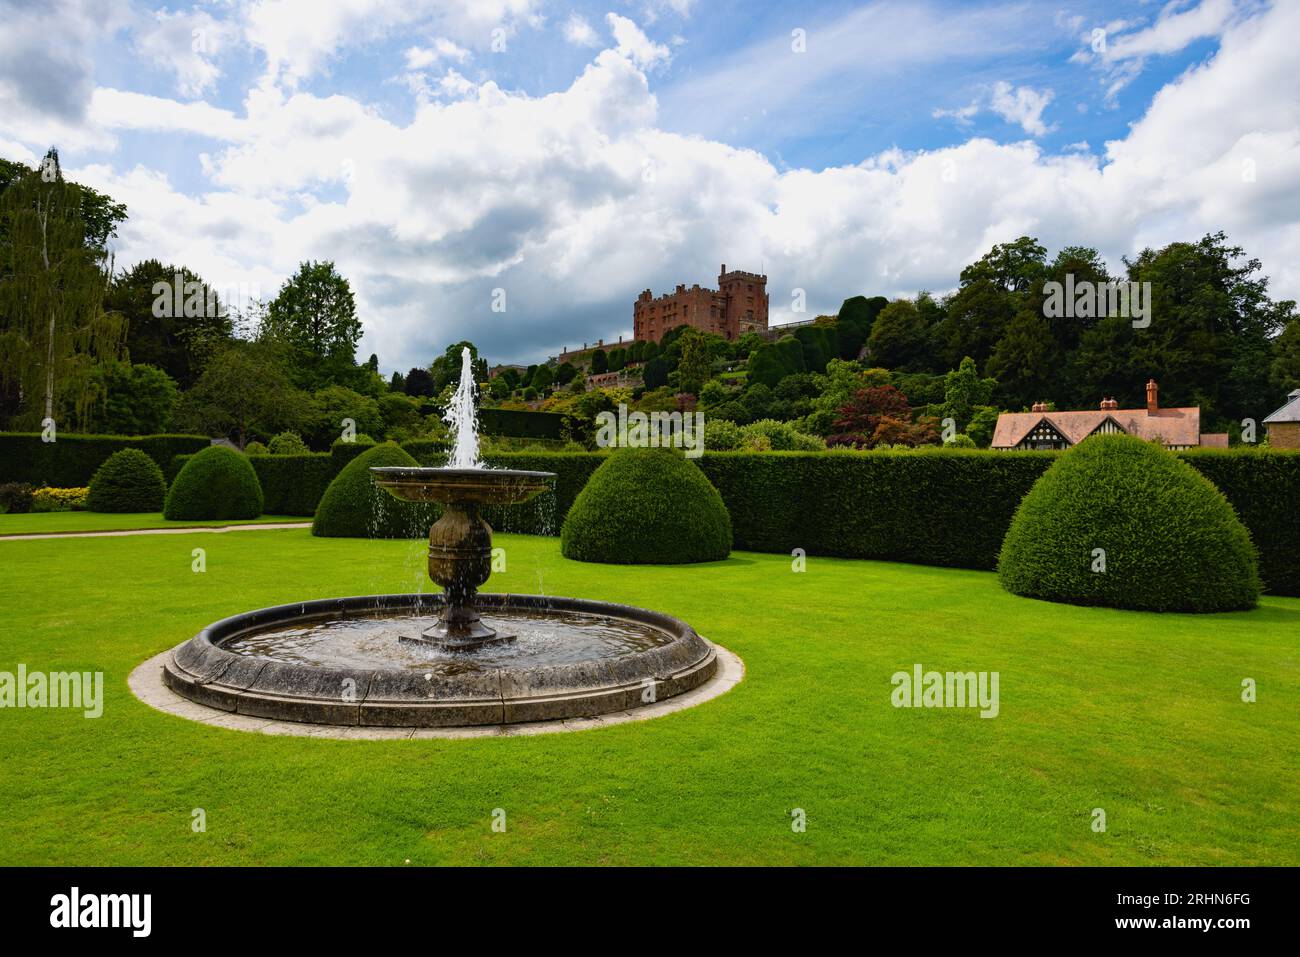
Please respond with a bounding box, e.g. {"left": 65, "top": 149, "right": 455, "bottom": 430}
{"left": 1198, "top": 433, "right": 1229, "bottom": 448}
{"left": 991, "top": 407, "right": 1203, "bottom": 448}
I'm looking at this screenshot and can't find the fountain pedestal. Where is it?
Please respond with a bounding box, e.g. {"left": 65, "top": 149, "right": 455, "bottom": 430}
{"left": 369, "top": 466, "right": 555, "bottom": 650}
{"left": 420, "top": 502, "right": 505, "bottom": 648}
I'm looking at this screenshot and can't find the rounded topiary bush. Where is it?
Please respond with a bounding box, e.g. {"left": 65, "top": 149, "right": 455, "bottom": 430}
{"left": 561, "top": 448, "right": 731, "bottom": 564}
{"left": 87, "top": 449, "right": 166, "bottom": 512}
{"left": 164, "top": 446, "right": 264, "bottom": 520}
{"left": 998, "top": 434, "right": 1259, "bottom": 612}
{"left": 312, "top": 443, "right": 439, "bottom": 538}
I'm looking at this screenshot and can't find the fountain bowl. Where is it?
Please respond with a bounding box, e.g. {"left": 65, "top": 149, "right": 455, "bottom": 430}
{"left": 370, "top": 466, "right": 554, "bottom": 506}
{"left": 161, "top": 593, "right": 718, "bottom": 727}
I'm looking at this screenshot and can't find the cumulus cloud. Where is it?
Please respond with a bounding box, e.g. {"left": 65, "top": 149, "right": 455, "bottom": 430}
{"left": 607, "top": 14, "right": 671, "bottom": 69}
{"left": 989, "top": 81, "right": 1055, "bottom": 136}
{"left": 8, "top": 0, "right": 1298, "bottom": 376}
{"left": 563, "top": 15, "right": 599, "bottom": 48}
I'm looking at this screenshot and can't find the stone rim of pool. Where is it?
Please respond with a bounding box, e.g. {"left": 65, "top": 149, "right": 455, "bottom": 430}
{"left": 161, "top": 593, "right": 719, "bottom": 727}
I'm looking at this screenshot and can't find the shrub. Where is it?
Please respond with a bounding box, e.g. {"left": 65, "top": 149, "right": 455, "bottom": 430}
{"left": 562, "top": 448, "right": 731, "bottom": 564}
{"left": 703, "top": 418, "right": 744, "bottom": 451}
{"left": 0, "top": 482, "right": 33, "bottom": 514}
{"left": 30, "top": 487, "right": 89, "bottom": 512}
{"left": 87, "top": 449, "right": 166, "bottom": 512}
{"left": 312, "top": 444, "right": 439, "bottom": 538}
{"left": 944, "top": 434, "right": 976, "bottom": 448}
{"left": 244, "top": 441, "right": 269, "bottom": 455}
{"left": 998, "top": 435, "right": 1260, "bottom": 612}
{"left": 249, "top": 453, "right": 337, "bottom": 515}
{"left": 268, "top": 431, "right": 309, "bottom": 455}
{"left": 741, "top": 419, "right": 825, "bottom": 451}
{"left": 164, "top": 446, "right": 264, "bottom": 520}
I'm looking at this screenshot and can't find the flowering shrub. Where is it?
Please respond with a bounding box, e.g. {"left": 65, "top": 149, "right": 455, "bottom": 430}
{"left": 30, "top": 487, "right": 90, "bottom": 512}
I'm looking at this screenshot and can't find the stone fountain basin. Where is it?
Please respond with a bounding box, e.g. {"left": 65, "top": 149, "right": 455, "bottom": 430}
{"left": 370, "top": 466, "right": 554, "bottom": 505}
{"left": 162, "top": 593, "right": 718, "bottom": 727}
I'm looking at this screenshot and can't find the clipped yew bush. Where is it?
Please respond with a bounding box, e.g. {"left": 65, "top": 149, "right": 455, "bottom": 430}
{"left": 87, "top": 449, "right": 166, "bottom": 512}
{"left": 561, "top": 448, "right": 731, "bottom": 564}
{"left": 164, "top": 446, "right": 264, "bottom": 520}
{"left": 312, "top": 444, "right": 439, "bottom": 538}
{"left": 998, "top": 434, "right": 1259, "bottom": 612}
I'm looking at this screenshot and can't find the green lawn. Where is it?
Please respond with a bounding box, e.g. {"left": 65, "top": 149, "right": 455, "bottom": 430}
{"left": 1, "top": 528, "right": 1296, "bottom": 865}
{"left": 0, "top": 511, "right": 306, "bottom": 536}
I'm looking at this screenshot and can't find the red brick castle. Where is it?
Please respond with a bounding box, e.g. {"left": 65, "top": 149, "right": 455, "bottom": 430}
{"left": 633, "top": 264, "right": 768, "bottom": 343}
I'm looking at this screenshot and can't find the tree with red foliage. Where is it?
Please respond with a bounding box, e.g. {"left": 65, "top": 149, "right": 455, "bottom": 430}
{"left": 827, "top": 384, "right": 938, "bottom": 448}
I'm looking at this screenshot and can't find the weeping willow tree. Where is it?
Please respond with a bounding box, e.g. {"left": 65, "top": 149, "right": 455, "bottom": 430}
{"left": 0, "top": 149, "right": 125, "bottom": 430}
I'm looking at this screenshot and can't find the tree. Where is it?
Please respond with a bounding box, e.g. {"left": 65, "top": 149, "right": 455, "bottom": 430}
{"left": 172, "top": 340, "right": 307, "bottom": 448}
{"left": 304, "top": 385, "right": 383, "bottom": 448}
{"left": 676, "top": 328, "right": 713, "bottom": 394}
{"left": 642, "top": 356, "right": 669, "bottom": 389}
{"left": 590, "top": 349, "right": 608, "bottom": 374}
{"left": 938, "top": 356, "right": 996, "bottom": 432}
{"left": 531, "top": 364, "right": 554, "bottom": 393}
{"left": 104, "top": 259, "right": 233, "bottom": 388}
{"left": 389, "top": 370, "right": 406, "bottom": 392}
{"left": 828, "top": 384, "right": 934, "bottom": 448}
{"left": 1272, "top": 317, "right": 1300, "bottom": 395}
{"left": 867, "top": 299, "right": 930, "bottom": 370}
{"left": 430, "top": 341, "right": 487, "bottom": 391}
{"left": 403, "top": 367, "right": 434, "bottom": 397}
{"left": 82, "top": 361, "right": 178, "bottom": 435}
{"left": 555, "top": 362, "right": 577, "bottom": 385}
{"left": 0, "top": 152, "right": 126, "bottom": 253}
{"left": 0, "top": 149, "right": 125, "bottom": 428}
{"left": 262, "top": 260, "right": 361, "bottom": 383}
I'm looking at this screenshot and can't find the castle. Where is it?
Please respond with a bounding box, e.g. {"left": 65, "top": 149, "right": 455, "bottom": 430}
{"left": 633, "top": 264, "right": 768, "bottom": 344}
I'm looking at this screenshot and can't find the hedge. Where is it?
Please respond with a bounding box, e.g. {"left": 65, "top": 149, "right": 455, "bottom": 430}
{"left": 699, "top": 449, "right": 1057, "bottom": 569}
{"left": 479, "top": 407, "right": 565, "bottom": 440}
{"left": 0, "top": 432, "right": 210, "bottom": 487}
{"left": 312, "top": 445, "right": 439, "bottom": 538}
{"left": 1179, "top": 448, "right": 1300, "bottom": 597}
{"left": 149, "top": 443, "right": 1300, "bottom": 595}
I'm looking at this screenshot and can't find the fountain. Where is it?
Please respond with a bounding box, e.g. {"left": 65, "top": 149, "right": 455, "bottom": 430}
{"left": 161, "top": 347, "right": 718, "bottom": 728}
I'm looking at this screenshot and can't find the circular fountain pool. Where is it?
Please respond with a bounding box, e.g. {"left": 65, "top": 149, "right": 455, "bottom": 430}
{"left": 162, "top": 593, "right": 718, "bottom": 727}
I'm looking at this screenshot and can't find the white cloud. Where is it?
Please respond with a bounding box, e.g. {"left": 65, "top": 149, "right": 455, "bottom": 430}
{"left": 563, "top": 15, "right": 599, "bottom": 48}
{"left": 607, "top": 14, "right": 670, "bottom": 69}
{"left": 134, "top": 8, "right": 239, "bottom": 98}
{"left": 12, "top": 0, "right": 1297, "bottom": 376}
{"left": 989, "top": 81, "right": 1055, "bottom": 136}
{"left": 404, "top": 38, "right": 471, "bottom": 69}
{"left": 932, "top": 102, "right": 979, "bottom": 126}
{"left": 1107, "top": 0, "right": 1240, "bottom": 60}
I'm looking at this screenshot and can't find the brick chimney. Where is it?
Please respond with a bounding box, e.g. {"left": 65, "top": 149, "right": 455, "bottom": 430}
{"left": 1146, "top": 379, "right": 1159, "bottom": 414}
{"left": 1031, "top": 401, "right": 1046, "bottom": 413}
{"left": 1100, "top": 397, "right": 1118, "bottom": 411}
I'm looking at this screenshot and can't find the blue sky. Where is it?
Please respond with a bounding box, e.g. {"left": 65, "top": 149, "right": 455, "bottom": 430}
{"left": 1, "top": 0, "right": 1295, "bottom": 372}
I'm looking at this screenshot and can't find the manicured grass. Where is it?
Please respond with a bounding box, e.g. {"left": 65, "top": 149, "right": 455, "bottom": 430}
{"left": 0, "top": 511, "right": 305, "bottom": 536}
{"left": 0, "top": 529, "right": 1296, "bottom": 865}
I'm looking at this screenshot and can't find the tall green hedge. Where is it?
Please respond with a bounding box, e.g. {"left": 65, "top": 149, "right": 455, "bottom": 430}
{"left": 699, "top": 449, "right": 1057, "bottom": 569}
{"left": 1179, "top": 448, "right": 1300, "bottom": 596}
{"left": 480, "top": 407, "right": 564, "bottom": 439}
{"left": 0, "top": 432, "right": 210, "bottom": 487}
